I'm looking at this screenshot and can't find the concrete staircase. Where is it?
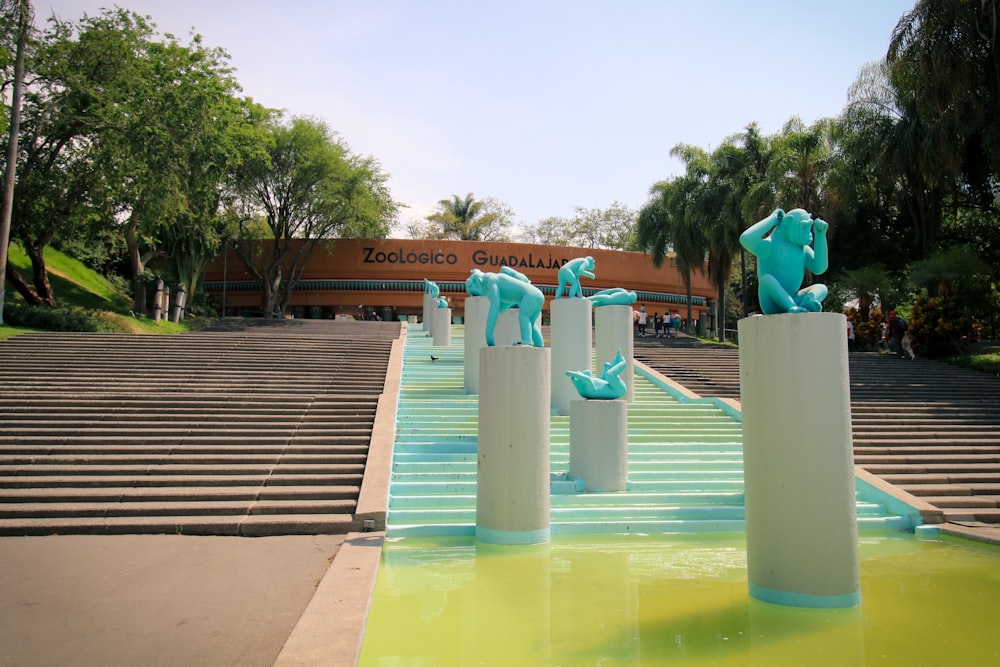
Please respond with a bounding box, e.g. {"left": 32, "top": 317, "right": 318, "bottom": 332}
{"left": 634, "top": 335, "right": 1000, "bottom": 526}
{"left": 386, "top": 327, "right": 909, "bottom": 536}
{"left": 634, "top": 335, "right": 741, "bottom": 400}
{"left": 0, "top": 320, "right": 400, "bottom": 536}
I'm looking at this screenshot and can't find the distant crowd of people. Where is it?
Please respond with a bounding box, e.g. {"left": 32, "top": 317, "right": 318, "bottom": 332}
{"left": 634, "top": 305, "right": 683, "bottom": 338}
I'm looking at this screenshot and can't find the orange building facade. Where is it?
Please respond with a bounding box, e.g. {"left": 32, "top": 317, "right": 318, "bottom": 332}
{"left": 203, "top": 238, "right": 714, "bottom": 323}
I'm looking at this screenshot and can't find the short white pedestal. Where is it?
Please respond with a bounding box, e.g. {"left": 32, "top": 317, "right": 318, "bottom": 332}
{"left": 569, "top": 399, "right": 628, "bottom": 492}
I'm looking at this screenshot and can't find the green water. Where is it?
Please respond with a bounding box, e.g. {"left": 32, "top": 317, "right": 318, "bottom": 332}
{"left": 359, "top": 532, "right": 1000, "bottom": 666}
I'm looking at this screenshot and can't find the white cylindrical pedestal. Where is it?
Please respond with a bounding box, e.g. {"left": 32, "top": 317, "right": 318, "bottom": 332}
{"left": 422, "top": 293, "right": 435, "bottom": 331}
{"left": 493, "top": 309, "right": 522, "bottom": 347}
{"left": 550, "top": 298, "right": 593, "bottom": 415}
{"left": 595, "top": 305, "right": 634, "bottom": 402}
{"left": 569, "top": 399, "right": 628, "bottom": 492}
{"left": 738, "top": 312, "right": 860, "bottom": 608}
{"left": 464, "top": 296, "right": 488, "bottom": 394}
{"left": 432, "top": 308, "right": 452, "bottom": 347}
{"left": 477, "top": 346, "right": 551, "bottom": 545}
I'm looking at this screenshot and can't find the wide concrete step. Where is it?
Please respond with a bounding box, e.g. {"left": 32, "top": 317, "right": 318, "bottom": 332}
{"left": 0, "top": 453, "right": 368, "bottom": 465}
{"left": 0, "top": 444, "right": 370, "bottom": 456}
{"left": 0, "top": 498, "right": 357, "bottom": 518}
{"left": 0, "top": 485, "right": 360, "bottom": 503}
{"left": 0, "top": 513, "right": 358, "bottom": 536}
{"left": 0, "top": 473, "right": 365, "bottom": 490}
{"left": 0, "top": 322, "right": 399, "bottom": 535}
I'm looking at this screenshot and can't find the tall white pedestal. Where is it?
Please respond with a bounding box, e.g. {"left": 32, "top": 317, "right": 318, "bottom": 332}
{"left": 422, "top": 293, "right": 435, "bottom": 331}
{"left": 476, "top": 346, "right": 551, "bottom": 545}
{"left": 550, "top": 298, "right": 593, "bottom": 415}
{"left": 464, "top": 296, "right": 488, "bottom": 394}
{"left": 432, "top": 307, "right": 452, "bottom": 347}
{"left": 570, "top": 399, "right": 628, "bottom": 492}
{"left": 738, "top": 312, "right": 860, "bottom": 608}
{"left": 595, "top": 305, "right": 634, "bottom": 402}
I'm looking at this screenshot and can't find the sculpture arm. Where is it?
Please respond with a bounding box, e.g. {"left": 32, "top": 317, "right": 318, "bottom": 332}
{"left": 484, "top": 281, "right": 501, "bottom": 346}
{"left": 740, "top": 208, "right": 783, "bottom": 258}
{"left": 806, "top": 218, "right": 829, "bottom": 275}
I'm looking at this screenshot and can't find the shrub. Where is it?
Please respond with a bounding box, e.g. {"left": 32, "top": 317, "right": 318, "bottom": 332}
{"left": 846, "top": 307, "right": 886, "bottom": 351}
{"left": 908, "top": 294, "right": 980, "bottom": 358}
{"left": 3, "top": 303, "right": 113, "bottom": 333}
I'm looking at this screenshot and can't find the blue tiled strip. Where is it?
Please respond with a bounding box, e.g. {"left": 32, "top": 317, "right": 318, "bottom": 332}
{"left": 749, "top": 583, "right": 862, "bottom": 609}
{"left": 475, "top": 526, "right": 552, "bottom": 545}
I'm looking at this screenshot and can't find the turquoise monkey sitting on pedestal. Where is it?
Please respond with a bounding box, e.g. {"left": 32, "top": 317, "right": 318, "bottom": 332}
{"left": 554, "top": 256, "right": 595, "bottom": 299}
{"left": 740, "top": 208, "right": 829, "bottom": 314}
{"left": 424, "top": 279, "right": 440, "bottom": 299}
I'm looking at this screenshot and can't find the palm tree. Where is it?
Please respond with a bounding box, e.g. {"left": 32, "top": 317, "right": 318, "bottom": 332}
{"left": 636, "top": 178, "right": 706, "bottom": 332}
{"left": 887, "top": 0, "right": 1000, "bottom": 256}
{"left": 426, "top": 193, "right": 501, "bottom": 241}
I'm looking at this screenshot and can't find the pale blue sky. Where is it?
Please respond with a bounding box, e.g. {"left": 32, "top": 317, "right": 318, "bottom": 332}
{"left": 41, "top": 1, "right": 915, "bottom": 233}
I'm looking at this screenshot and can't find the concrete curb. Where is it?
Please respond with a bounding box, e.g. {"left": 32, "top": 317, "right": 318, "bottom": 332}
{"left": 273, "top": 531, "right": 385, "bottom": 667}
{"left": 355, "top": 325, "right": 405, "bottom": 531}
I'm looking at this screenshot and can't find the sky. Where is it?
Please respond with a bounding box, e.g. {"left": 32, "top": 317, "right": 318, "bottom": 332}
{"left": 40, "top": 0, "right": 916, "bottom": 235}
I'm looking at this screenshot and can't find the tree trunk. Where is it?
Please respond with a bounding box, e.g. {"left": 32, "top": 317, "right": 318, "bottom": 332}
{"left": 5, "top": 263, "right": 43, "bottom": 305}
{"left": 124, "top": 218, "right": 146, "bottom": 313}
{"left": 25, "top": 241, "right": 56, "bottom": 307}
{"left": 0, "top": 0, "right": 30, "bottom": 324}
{"left": 683, "top": 268, "right": 694, "bottom": 334}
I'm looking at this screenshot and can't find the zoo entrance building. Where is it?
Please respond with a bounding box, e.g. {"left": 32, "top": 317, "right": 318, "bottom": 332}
{"left": 203, "top": 238, "right": 715, "bottom": 330}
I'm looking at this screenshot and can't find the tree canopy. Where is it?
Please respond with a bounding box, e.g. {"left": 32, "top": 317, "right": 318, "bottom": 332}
{"left": 226, "top": 116, "right": 396, "bottom": 317}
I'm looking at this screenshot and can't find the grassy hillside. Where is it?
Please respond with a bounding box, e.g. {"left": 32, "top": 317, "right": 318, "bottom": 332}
{"left": 2, "top": 243, "right": 195, "bottom": 339}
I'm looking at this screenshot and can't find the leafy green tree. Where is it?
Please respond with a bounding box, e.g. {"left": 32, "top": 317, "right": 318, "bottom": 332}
{"left": 520, "top": 201, "right": 636, "bottom": 249}
{"left": 838, "top": 264, "right": 894, "bottom": 322}
{"left": 889, "top": 0, "right": 1000, "bottom": 205}
{"left": 6, "top": 8, "right": 150, "bottom": 307}
{"left": 832, "top": 61, "right": 918, "bottom": 273}
{"left": 228, "top": 116, "right": 396, "bottom": 317}
{"left": 106, "top": 35, "right": 270, "bottom": 310}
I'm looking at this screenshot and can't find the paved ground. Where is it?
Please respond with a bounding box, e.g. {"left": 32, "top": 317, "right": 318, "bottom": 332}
{"left": 0, "top": 534, "right": 344, "bottom": 666}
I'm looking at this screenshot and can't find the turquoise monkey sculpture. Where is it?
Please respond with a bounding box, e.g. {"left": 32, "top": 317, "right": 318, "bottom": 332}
{"left": 566, "top": 349, "right": 628, "bottom": 400}
{"left": 424, "top": 279, "right": 440, "bottom": 299}
{"left": 465, "top": 267, "right": 545, "bottom": 347}
{"left": 587, "top": 287, "right": 637, "bottom": 307}
{"left": 739, "top": 208, "right": 829, "bottom": 314}
{"left": 554, "top": 256, "right": 596, "bottom": 299}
